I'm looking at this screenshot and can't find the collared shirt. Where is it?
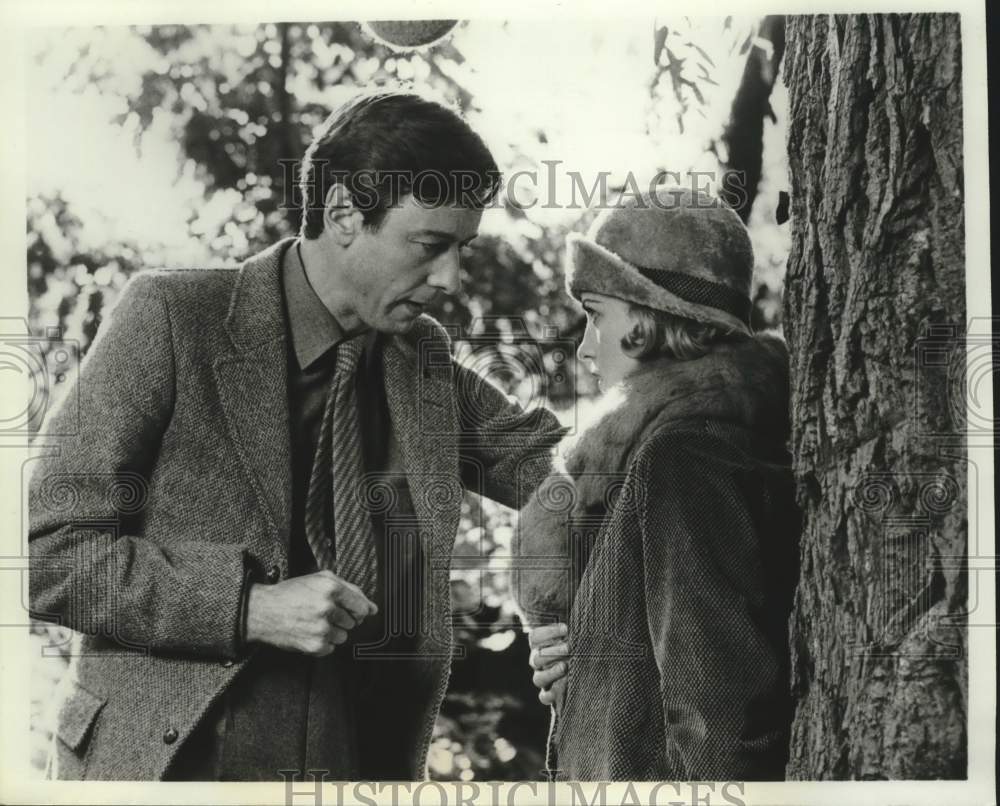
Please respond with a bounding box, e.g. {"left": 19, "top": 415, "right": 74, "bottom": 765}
{"left": 285, "top": 240, "right": 347, "bottom": 576}
{"left": 283, "top": 237, "right": 347, "bottom": 369}
{"left": 283, "top": 242, "right": 390, "bottom": 578}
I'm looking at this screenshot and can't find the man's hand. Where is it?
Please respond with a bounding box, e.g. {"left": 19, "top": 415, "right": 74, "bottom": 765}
{"left": 245, "top": 569, "right": 378, "bottom": 656}
{"left": 528, "top": 622, "right": 570, "bottom": 707}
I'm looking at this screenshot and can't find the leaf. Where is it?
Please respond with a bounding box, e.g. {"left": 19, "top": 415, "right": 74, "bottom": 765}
{"left": 653, "top": 25, "right": 669, "bottom": 65}
{"left": 697, "top": 63, "right": 719, "bottom": 85}
{"left": 685, "top": 40, "right": 716, "bottom": 68}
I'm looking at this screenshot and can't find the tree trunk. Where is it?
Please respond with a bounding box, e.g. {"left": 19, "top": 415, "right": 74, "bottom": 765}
{"left": 782, "top": 14, "right": 967, "bottom": 779}
{"left": 719, "top": 15, "right": 786, "bottom": 224}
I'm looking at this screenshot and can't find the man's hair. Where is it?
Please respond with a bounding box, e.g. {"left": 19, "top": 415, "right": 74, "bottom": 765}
{"left": 298, "top": 90, "right": 502, "bottom": 239}
{"left": 621, "top": 304, "right": 743, "bottom": 360}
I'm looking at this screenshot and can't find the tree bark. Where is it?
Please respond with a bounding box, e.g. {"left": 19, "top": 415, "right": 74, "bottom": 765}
{"left": 782, "top": 14, "right": 967, "bottom": 779}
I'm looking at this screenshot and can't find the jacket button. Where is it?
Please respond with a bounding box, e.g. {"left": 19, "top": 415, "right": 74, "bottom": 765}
{"left": 163, "top": 727, "right": 179, "bottom": 744}
{"left": 266, "top": 565, "right": 281, "bottom": 583}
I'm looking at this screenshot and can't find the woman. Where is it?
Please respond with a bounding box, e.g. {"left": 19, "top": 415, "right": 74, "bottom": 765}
{"left": 513, "top": 187, "right": 800, "bottom": 781}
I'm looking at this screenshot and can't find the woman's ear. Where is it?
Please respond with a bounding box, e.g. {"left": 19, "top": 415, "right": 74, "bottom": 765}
{"left": 322, "top": 182, "right": 362, "bottom": 246}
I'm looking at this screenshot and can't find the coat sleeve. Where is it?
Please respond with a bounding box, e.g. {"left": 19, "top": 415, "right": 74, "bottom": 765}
{"left": 453, "top": 361, "right": 566, "bottom": 510}
{"left": 630, "top": 433, "right": 790, "bottom": 780}
{"left": 510, "top": 467, "right": 578, "bottom": 627}
{"left": 29, "top": 273, "right": 252, "bottom": 660}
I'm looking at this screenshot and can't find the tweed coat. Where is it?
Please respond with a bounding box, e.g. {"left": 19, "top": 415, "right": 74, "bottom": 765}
{"left": 29, "top": 238, "right": 562, "bottom": 781}
{"left": 515, "top": 334, "right": 800, "bottom": 781}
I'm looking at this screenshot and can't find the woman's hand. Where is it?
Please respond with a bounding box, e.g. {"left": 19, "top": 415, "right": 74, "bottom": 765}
{"left": 528, "top": 623, "right": 570, "bottom": 707}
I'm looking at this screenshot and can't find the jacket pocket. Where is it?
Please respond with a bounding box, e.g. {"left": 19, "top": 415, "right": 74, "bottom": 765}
{"left": 54, "top": 680, "right": 106, "bottom": 778}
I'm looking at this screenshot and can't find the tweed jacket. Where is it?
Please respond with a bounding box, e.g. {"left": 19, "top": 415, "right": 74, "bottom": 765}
{"left": 29, "top": 238, "right": 562, "bottom": 781}
{"left": 515, "top": 334, "right": 800, "bottom": 781}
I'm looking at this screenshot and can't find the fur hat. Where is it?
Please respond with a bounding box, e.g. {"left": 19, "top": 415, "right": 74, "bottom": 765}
{"left": 565, "top": 186, "right": 755, "bottom": 335}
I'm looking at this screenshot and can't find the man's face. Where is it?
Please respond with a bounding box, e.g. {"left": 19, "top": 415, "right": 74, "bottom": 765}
{"left": 337, "top": 195, "right": 482, "bottom": 335}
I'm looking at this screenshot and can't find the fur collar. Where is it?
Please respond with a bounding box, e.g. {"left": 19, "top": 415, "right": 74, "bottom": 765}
{"left": 560, "top": 332, "right": 790, "bottom": 511}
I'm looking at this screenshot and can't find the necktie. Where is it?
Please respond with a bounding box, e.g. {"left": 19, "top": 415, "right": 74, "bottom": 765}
{"left": 304, "top": 334, "right": 377, "bottom": 600}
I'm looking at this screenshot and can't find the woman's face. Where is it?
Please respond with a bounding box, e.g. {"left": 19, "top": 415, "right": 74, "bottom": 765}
{"left": 577, "top": 292, "right": 642, "bottom": 391}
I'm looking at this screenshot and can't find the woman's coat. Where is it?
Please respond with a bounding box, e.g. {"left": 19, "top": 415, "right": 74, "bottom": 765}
{"left": 515, "top": 333, "right": 801, "bottom": 781}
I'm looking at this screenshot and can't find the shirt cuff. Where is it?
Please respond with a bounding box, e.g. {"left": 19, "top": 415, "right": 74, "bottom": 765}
{"left": 235, "top": 557, "right": 260, "bottom": 655}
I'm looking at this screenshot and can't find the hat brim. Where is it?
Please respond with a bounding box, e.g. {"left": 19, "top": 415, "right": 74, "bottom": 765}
{"left": 565, "top": 234, "right": 753, "bottom": 336}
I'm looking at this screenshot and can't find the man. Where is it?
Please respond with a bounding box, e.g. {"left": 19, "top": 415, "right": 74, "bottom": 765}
{"left": 29, "top": 90, "right": 564, "bottom": 781}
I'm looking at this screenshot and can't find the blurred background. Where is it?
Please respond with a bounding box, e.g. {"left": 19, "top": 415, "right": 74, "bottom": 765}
{"left": 26, "top": 17, "right": 791, "bottom": 780}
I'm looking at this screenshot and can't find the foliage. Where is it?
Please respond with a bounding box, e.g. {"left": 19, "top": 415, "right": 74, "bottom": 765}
{"left": 652, "top": 16, "right": 756, "bottom": 134}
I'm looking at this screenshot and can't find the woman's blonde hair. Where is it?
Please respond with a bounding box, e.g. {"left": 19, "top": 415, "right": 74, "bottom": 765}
{"left": 620, "top": 304, "right": 742, "bottom": 361}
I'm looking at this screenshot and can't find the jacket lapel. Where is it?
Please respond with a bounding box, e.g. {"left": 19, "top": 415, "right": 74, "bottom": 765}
{"left": 381, "top": 327, "right": 461, "bottom": 562}
{"left": 212, "top": 239, "right": 293, "bottom": 542}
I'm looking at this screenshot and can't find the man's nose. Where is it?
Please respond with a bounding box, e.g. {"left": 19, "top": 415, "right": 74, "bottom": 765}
{"left": 427, "top": 249, "right": 462, "bottom": 295}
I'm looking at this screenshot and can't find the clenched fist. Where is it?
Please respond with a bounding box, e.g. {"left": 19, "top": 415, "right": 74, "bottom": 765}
{"left": 245, "top": 569, "right": 378, "bottom": 656}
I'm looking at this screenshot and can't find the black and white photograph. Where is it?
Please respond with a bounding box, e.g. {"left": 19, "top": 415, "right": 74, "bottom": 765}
{"left": 0, "top": 1, "right": 993, "bottom": 804}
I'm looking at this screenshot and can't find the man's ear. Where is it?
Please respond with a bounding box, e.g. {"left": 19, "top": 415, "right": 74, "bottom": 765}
{"left": 322, "top": 182, "right": 362, "bottom": 245}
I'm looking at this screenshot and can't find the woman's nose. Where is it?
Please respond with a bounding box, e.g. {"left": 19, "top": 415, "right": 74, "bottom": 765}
{"left": 577, "top": 327, "right": 595, "bottom": 363}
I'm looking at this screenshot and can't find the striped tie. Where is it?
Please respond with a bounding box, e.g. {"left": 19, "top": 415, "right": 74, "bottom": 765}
{"left": 304, "top": 334, "right": 377, "bottom": 600}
